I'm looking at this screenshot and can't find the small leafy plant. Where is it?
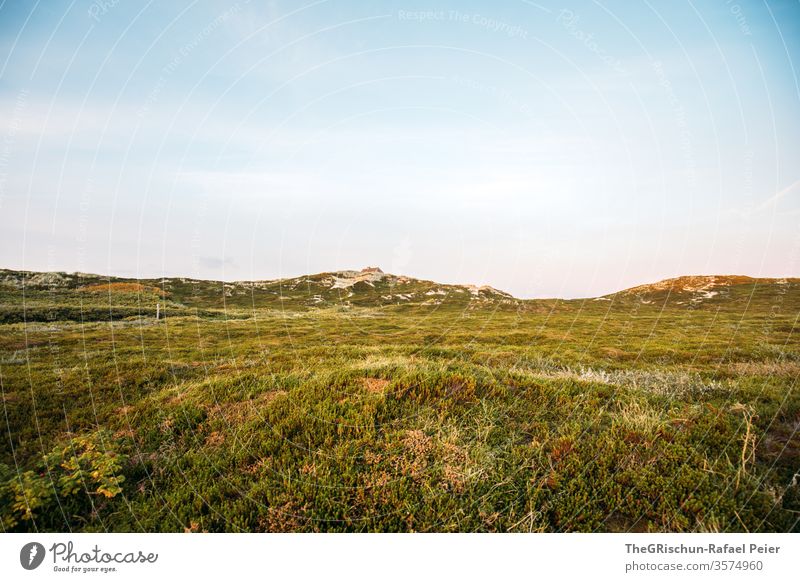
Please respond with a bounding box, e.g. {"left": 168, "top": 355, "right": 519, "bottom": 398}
{"left": 1, "top": 431, "right": 127, "bottom": 529}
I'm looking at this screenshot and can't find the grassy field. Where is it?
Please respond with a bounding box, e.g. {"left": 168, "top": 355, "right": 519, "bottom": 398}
{"left": 1, "top": 269, "right": 798, "bottom": 532}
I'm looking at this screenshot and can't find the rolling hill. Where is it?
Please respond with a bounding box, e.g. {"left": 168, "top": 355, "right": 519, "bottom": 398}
{"left": 1, "top": 267, "right": 797, "bottom": 323}
{"left": 0, "top": 266, "right": 518, "bottom": 320}
{"left": 604, "top": 275, "right": 800, "bottom": 310}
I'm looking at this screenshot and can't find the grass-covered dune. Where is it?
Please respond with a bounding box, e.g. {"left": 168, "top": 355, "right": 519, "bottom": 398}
{"left": 0, "top": 268, "right": 798, "bottom": 532}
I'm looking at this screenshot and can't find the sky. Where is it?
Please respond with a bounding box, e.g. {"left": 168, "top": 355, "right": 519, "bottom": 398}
{"left": 0, "top": 0, "right": 799, "bottom": 299}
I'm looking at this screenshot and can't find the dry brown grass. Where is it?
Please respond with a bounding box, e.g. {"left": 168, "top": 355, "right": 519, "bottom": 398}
{"left": 207, "top": 390, "right": 286, "bottom": 423}
{"left": 729, "top": 360, "right": 800, "bottom": 377}
{"left": 362, "top": 377, "right": 390, "bottom": 394}
{"left": 731, "top": 403, "right": 757, "bottom": 490}
{"left": 204, "top": 431, "right": 225, "bottom": 447}
{"left": 395, "top": 429, "right": 433, "bottom": 481}
{"left": 258, "top": 500, "right": 307, "bottom": 532}
{"left": 80, "top": 282, "right": 167, "bottom": 295}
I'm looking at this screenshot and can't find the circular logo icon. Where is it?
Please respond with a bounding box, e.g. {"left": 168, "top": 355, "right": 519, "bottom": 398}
{"left": 20, "top": 542, "right": 46, "bottom": 570}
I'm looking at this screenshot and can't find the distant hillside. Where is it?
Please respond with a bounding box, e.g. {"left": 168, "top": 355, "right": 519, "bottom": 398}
{"left": 0, "top": 267, "right": 520, "bottom": 322}
{"left": 603, "top": 275, "right": 800, "bottom": 311}
{"left": 1, "top": 268, "right": 797, "bottom": 322}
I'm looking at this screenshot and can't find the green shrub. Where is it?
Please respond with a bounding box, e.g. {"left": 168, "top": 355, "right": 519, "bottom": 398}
{"left": 0, "top": 431, "right": 127, "bottom": 530}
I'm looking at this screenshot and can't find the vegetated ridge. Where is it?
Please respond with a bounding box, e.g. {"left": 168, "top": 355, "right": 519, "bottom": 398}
{"left": 1, "top": 267, "right": 797, "bottom": 322}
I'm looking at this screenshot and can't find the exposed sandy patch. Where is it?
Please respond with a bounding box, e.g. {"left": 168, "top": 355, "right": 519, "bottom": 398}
{"left": 363, "top": 377, "right": 390, "bottom": 393}
{"left": 330, "top": 267, "right": 387, "bottom": 289}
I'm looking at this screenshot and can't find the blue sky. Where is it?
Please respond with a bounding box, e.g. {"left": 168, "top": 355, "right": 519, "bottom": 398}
{"left": 1, "top": 0, "right": 798, "bottom": 298}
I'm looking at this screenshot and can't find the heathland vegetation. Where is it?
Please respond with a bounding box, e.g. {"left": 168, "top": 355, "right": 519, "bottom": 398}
{"left": 1, "top": 268, "right": 798, "bottom": 532}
